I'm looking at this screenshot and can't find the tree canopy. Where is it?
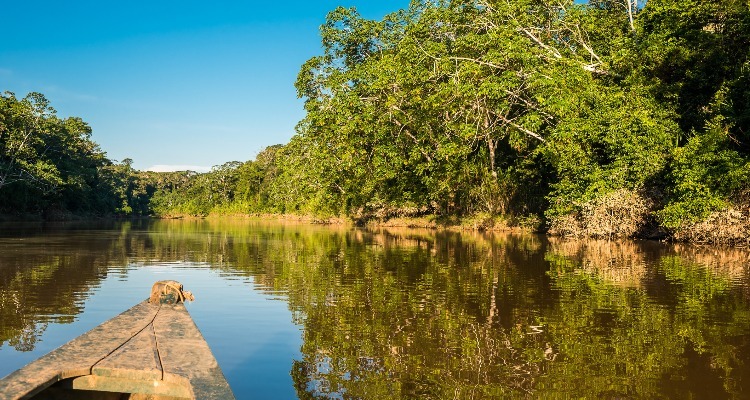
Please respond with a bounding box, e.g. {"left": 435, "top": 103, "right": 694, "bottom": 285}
{"left": 2, "top": 0, "right": 749, "bottom": 243}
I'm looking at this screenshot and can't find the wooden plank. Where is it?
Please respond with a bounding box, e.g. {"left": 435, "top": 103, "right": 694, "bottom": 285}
{"left": 92, "top": 324, "right": 162, "bottom": 381}
{"left": 154, "top": 303, "right": 235, "bottom": 399}
{"left": 62, "top": 375, "right": 192, "bottom": 398}
{"left": 0, "top": 301, "right": 158, "bottom": 400}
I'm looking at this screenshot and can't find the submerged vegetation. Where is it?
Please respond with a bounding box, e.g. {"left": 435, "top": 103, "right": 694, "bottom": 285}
{"left": 2, "top": 0, "right": 750, "bottom": 244}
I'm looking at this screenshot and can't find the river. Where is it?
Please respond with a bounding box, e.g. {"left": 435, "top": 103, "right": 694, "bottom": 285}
{"left": 0, "top": 219, "right": 749, "bottom": 399}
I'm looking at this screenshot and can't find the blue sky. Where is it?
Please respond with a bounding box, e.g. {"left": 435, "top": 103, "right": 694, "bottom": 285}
{"left": 1, "top": 1, "right": 409, "bottom": 172}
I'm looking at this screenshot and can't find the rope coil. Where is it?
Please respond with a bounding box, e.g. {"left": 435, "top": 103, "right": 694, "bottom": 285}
{"left": 149, "top": 280, "right": 194, "bottom": 304}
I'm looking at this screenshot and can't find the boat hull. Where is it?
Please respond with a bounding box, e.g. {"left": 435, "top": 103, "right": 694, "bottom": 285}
{"left": 0, "top": 300, "right": 234, "bottom": 400}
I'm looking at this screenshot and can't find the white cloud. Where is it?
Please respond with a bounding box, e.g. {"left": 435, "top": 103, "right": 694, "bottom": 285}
{"left": 145, "top": 164, "right": 212, "bottom": 173}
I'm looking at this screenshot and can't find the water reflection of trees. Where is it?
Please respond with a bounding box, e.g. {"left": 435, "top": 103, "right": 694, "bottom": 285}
{"left": 0, "top": 222, "right": 133, "bottom": 351}
{"left": 239, "top": 228, "right": 750, "bottom": 399}
{"left": 2, "top": 220, "right": 749, "bottom": 398}
{"left": 274, "top": 231, "right": 553, "bottom": 399}
{"left": 174, "top": 223, "right": 746, "bottom": 398}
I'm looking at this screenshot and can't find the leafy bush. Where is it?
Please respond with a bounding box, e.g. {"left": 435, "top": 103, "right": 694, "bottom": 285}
{"left": 657, "top": 121, "right": 750, "bottom": 230}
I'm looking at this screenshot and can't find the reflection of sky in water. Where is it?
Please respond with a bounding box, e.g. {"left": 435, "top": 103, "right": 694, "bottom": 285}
{"left": 0, "top": 262, "right": 303, "bottom": 400}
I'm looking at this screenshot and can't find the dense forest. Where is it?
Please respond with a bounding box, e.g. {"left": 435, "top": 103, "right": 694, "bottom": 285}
{"left": 1, "top": 0, "right": 749, "bottom": 244}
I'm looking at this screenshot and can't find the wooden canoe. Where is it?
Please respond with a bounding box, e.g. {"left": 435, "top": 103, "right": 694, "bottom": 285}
{"left": 0, "top": 282, "right": 235, "bottom": 400}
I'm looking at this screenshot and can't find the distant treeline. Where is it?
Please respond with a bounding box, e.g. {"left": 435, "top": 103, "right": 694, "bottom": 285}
{"left": 2, "top": 0, "right": 749, "bottom": 244}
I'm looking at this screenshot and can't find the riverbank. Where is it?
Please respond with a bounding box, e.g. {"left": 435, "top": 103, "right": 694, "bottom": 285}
{"left": 0, "top": 211, "right": 150, "bottom": 223}
{"left": 192, "top": 210, "right": 749, "bottom": 246}
{"left": 152, "top": 212, "right": 575, "bottom": 242}
{"left": 2, "top": 207, "right": 747, "bottom": 246}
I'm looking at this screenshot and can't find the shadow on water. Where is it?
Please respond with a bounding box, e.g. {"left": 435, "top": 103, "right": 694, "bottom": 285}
{"left": 1, "top": 219, "right": 749, "bottom": 398}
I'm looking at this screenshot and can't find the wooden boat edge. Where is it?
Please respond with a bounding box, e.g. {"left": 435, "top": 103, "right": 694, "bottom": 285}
{"left": 0, "top": 283, "right": 235, "bottom": 400}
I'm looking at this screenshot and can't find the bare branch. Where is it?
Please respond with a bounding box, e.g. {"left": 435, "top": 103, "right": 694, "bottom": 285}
{"left": 495, "top": 114, "right": 546, "bottom": 143}
{"left": 389, "top": 106, "right": 434, "bottom": 163}
{"left": 517, "top": 28, "right": 562, "bottom": 59}
{"left": 448, "top": 56, "right": 506, "bottom": 70}
{"left": 626, "top": 0, "right": 636, "bottom": 32}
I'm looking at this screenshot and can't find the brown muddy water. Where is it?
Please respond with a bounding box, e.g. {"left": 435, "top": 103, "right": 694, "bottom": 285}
{"left": 0, "top": 219, "right": 749, "bottom": 399}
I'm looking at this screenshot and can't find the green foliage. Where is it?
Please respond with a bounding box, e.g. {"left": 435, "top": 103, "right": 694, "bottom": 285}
{"left": 657, "top": 120, "right": 750, "bottom": 229}
{"left": 0, "top": 92, "right": 206, "bottom": 218}
{"left": 279, "top": 0, "right": 750, "bottom": 239}
{"left": 288, "top": 1, "right": 575, "bottom": 219}
{"left": 149, "top": 146, "right": 286, "bottom": 217}
{"left": 111, "top": 1, "right": 750, "bottom": 242}
{"left": 544, "top": 85, "right": 678, "bottom": 219}
{"left": 4, "top": 0, "right": 750, "bottom": 242}
{"left": 634, "top": 0, "right": 750, "bottom": 144}
{"left": 0, "top": 91, "right": 111, "bottom": 214}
